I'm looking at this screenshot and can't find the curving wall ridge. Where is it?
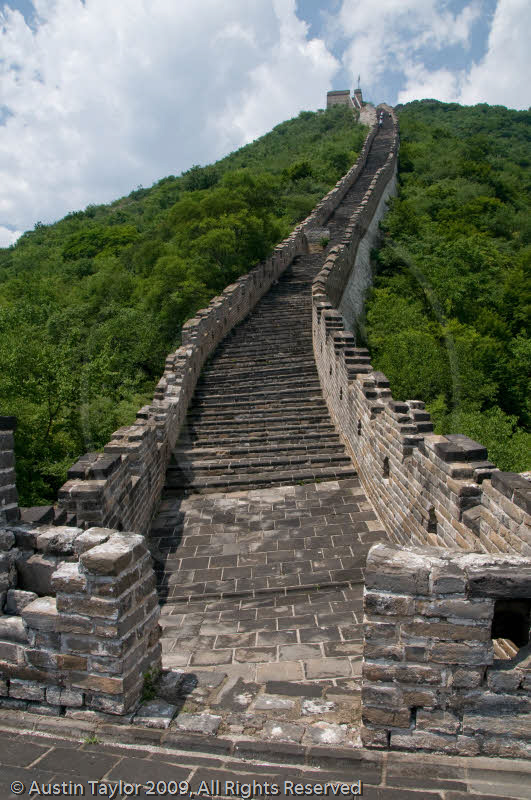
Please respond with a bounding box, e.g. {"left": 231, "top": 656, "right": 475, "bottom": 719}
{"left": 56, "top": 116, "right": 378, "bottom": 535}
{"left": 311, "top": 105, "right": 531, "bottom": 759}
{"left": 311, "top": 108, "right": 530, "bottom": 559}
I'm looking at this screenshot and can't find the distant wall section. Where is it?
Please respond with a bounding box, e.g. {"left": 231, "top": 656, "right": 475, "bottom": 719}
{"left": 327, "top": 90, "right": 355, "bottom": 110}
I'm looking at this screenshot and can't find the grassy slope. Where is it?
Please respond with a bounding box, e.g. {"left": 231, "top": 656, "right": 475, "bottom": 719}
{"left": 365, "top": 100, "right": 530, "bottom": 471}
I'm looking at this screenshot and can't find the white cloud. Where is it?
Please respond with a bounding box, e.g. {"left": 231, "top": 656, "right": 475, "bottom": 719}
{"left": 0, "top": 0, "right": 339, "bottom": 237}
{"left": 458, "top": 0, "right": 531, "bottom": 108}
{"left": 333, "top": 0, "right": 529, "bottom": 110}
{"left": 396, "top": 0, "right": 530, "bottom": 108}
{"left": 335, "top": 0, "right": 481, "bottom": 95}
{"left": 0, "top": 226, "right": 23, "bottom": 247}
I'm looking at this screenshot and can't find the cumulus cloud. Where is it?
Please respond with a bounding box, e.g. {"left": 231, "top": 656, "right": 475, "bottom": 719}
{"left": 458, "top": 0, "right": 531, "bottom": 108}
{"left": 397, "top": 0, "right": 531, "bottom": 107}
{"left": 334, "top": 0, "right": 481, "bottom": 96}
{"left": 0, "top": 226, "right": 23, "bottom": 247}
{"left": 0, "top": 0, "right": 338, "bottom": 238}
{"left": 333, "top": 0, "right": 529, "bottom": 110}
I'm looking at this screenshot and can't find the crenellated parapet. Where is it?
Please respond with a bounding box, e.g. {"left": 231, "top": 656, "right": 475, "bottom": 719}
{"left": 0, "top": 417, "right": 19, "bottom": 527}
{"left": 311, "top": 180, "right": 530, "bottom": 558}
{"left": 0, "top": 521, "right": 161, "bottom": 716}
{"left": 361, "top": 544, "right": 531, "bottom": 758}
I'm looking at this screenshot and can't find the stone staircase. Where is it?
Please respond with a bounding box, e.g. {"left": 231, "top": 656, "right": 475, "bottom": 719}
{"left": 165, "top": 254, "right": 357, "bottom": 494}
{"left": 149, "top": 117, "right": 393, "bottom": 709}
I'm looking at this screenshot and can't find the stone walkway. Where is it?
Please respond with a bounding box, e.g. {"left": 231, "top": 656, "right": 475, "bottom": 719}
{"left": 147, "top": 119, "right": 395, "bottom": 744}
{"left": 148, "top": 479, "right": 387, "bottom": 745}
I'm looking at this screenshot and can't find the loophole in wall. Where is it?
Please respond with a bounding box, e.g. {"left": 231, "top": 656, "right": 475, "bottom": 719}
{"left": 491, "top": 598, "right": 531, "bottom": 659}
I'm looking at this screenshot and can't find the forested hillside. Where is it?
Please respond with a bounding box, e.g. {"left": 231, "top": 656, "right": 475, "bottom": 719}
{"left": 366, "top": 100, "right": 530, "bottom": 472}
{"left": 0, "top": 106, "right": 367, "bottom": 505}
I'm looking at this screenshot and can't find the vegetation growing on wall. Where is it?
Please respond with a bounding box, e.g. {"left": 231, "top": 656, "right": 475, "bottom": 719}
{"left": 0, "top": 105, "right": 366, "bottom": 504}
{"left": 365, "top": 100, "right": 530, "bottom": 471}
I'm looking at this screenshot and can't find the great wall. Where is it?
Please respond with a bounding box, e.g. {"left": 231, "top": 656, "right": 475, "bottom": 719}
{"left": 0, "top": 89, "right": 529, "bottom": 780}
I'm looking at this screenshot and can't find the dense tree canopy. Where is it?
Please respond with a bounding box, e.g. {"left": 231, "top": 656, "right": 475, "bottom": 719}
{"left": 365, "top": 100, "right": 530, "bottom": 471}
{"left": 0, "top": 106, "right": 367, "bottom": 504}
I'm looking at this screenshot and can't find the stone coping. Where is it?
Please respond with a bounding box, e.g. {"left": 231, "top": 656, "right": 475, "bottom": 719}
{"left": 1, "top": 706, "right": 530, "bottom": 781}
{"left": 0, "top": 710, "right": 531, "bottom": 800}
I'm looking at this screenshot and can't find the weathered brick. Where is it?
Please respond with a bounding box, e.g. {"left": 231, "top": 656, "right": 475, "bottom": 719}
{"left": 9, "top": 679, "right": 45, "bottom": 702}
{"left": 364, "top": 591, "right": 414, "bottom": 617}
{"left": 390, "top": 730, "right": 458, "bottom": 753}
{"left": 463, "top": 714, "right": 531, "bottom": 739}
{"left": 402, "top": 620, "right": 490, "bottom": 642}
{"left": 429, "top": 642, "right": 493, "bottom": 665}
{"left": 51, "top": 562, "right": 87, "bottom": 593}
{"left": 362, "top": 684, "right": 402, "bottom": 709}
{"left": 22, "top": 596, "right": 59, "bottom": 632}
{"left": 80, "top": 533, "right": 146, "bottom": 576}
{"left": 416, "top": 709, "right": 460, "bottom": 734}
{"left": 362, "top": 706, "right": 411, "bottom": 728}
{"left": 417, "top": 597, "right": 493, "bottom": 620}
{"left": 487, "top": 666, "right": 523, "bottom": 692}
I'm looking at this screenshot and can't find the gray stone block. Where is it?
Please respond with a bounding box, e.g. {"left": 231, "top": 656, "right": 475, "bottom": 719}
{"left": 16, "top": 552, "right": 58, "bottom": 595}
{"left": 0, "top": 614, "right": 28, "bottom": 643}
{"left": 134, "top": 699, "right": 177, "bottom": 729}
{"left": 5, "top": 589, "right": 38, "bottom": 614}
{"left": 175, "top": 712, "right": 221, "bottom": 735}
{"left": 9, "top": 679, "right": 45, "bottom": 701}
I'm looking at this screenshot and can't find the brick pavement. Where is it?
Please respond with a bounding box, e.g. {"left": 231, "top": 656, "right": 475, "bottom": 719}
{"left": 147, "top": 122, "right": 395, "bottom": 744}
{"left": 147, "top": 479, "right": 384, "bottom": 746}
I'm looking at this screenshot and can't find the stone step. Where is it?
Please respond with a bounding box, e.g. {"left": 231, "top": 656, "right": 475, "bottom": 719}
{"left": 168, "top": 452, "right": 352, "bottom": 478}
{"left": 188, "top": 400, "right": 328, "bottom": 418}
{"left": 164, "top": 464, "right": 358, "bottom": 493}
{"left": 173, "top": 440, "right": 345, "bottom": 459}
{"left": 183, "top": 411, "right": 332, "bottom": 429}
{"left": 179, "top": 428, "right": 338, "bottom": 447}
{"left": 193, "top": 385, "right": 323, "bottom": 405}
{"left": 197, "top": 374, "right": 319, "bottom": 392}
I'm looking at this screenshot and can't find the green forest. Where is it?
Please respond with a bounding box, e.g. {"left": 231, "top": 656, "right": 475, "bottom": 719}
{"left": 365, "top": 100, "right": 530, "bottom": 471}
{"left": 0, "top": 105, "right": 367, "bottom": 505}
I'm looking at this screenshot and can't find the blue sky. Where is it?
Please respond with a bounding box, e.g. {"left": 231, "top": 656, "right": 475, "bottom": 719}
{"left": 1, "top": 0, "right": 529, "bottom": 245}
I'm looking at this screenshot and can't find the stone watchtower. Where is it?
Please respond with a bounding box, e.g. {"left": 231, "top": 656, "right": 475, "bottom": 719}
{"left": 326, "top": 87, "right": 364, "bottom": 111}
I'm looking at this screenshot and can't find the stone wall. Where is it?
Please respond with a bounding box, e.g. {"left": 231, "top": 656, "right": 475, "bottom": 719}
{"left": 338, "top": 164, "right": 398, "bottom": 336}
{"left": 327, "top": 90, "right": 355, "bottom": 110}
{"left": 56, "top": 116, "right": 378, "bottom": 536}
{"left": 361, "top": 544, "right": 531, "bottom": 759}
{"left": 0, "top": 417, "right": 19, "bottom": 527}
{"left": 0, "top": 522, "right": 160, "bottom": 716}
{"left": 311, "top": 109, "right": 530, "bottom": 559}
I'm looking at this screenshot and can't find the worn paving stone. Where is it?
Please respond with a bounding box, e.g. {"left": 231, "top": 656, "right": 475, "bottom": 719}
{"left": 302, "top": 699, "right": 336, "bottom": 715}
{"left": 214, "top": 678, "right": 260, "bottom": 711}
{"left": 305, "top": 721, "right": 347, "bottom": 745}
{"left": 133, "top": 700, "right": 177, "bottom": 730}
{"left": 253, "top": 694, "right": 296, "bottom": 711}
{"left": 174, "top": 712, "right": 221, "bottom": 735}
{"left": 263, "top": 720, "right": 306, "bottom": 743}
{"left": 305, "top": 658, "right": 353, "bottom": 679}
